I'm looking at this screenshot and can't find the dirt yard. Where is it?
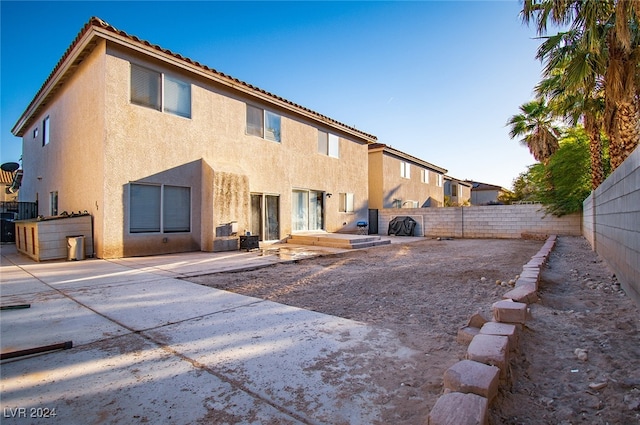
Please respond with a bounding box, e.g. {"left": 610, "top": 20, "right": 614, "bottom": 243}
{"left": 185, "top": 236, "right": 640, "bottom": 424}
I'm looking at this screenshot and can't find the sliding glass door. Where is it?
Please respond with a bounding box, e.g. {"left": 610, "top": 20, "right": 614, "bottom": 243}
{"left": 250, "top": 194, "right": 280, "bottom": 241}
{"left": 292, "top": 189, "right": 324, "bottom": 232}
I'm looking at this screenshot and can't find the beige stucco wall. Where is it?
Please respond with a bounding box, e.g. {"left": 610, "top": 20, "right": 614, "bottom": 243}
{"left": 97, "top": 43, "right": 369, "bottom": 257}
{"left": 459, "top": 185, "right": 472, "bottom": 204}
{"left": 18, "top": 38, "right": 370, "bottom": 259}
{"left": 368, "top": 150, "right": 384, "bottom": 209}
{"left": 369, "top": 151, "right": 444, "bottom": 209}
{"left": 20, "top": 41, "right": 107, "bottom": 252}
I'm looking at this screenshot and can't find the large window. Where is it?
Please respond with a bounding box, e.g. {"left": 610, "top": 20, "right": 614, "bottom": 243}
{"left": 130, "top": 64, "right": 191, "bottom": 118}
{"left": 318, "top": 131, "right": 339, "bottom": 158}
{"left": 130, "top": 183, "right": 190, "bottom": 233}
{"left": 246, "top": 105, "right": 281, "bottom": 142}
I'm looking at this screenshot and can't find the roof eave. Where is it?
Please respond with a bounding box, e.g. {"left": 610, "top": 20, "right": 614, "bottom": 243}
{"left": 12, "top": 28, "right": 99, "bottom": 137}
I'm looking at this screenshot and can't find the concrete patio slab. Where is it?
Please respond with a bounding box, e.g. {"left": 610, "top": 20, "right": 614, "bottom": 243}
{"left": 0, "top": 267, "right": 54, "bottom": 298}
{"left": 17, "top": 259, "right": 161, "bottom": 290}
{"left": 1, "top": 241, "right": 428, "bottom": 424}
{"left": 1, "top": 333, "right": 305, "bottom": 425}
{"left": 68, "top": 278, "right": 264, "bottom": 331}
{"left": 1, "top": 291, "right": 129, "bottom": 352}
{"left": 144, "top": 301, "right": 418, "bottom": 424}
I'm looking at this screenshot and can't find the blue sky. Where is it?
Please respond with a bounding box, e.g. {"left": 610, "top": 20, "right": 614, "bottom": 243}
{"left": 1, "top": 1, "right": 544, "bottom": 188}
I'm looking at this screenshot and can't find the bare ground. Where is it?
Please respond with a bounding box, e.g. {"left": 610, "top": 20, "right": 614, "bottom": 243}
{"left": 185, "top": 236, "right": 640, "bottom": 424}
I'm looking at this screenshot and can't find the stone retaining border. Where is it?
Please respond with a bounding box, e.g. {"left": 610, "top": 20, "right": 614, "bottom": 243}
{"left": 428, "top": 235, "right": 557, "bottom": 425}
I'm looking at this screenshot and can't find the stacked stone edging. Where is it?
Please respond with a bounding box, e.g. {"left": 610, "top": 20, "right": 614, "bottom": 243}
{"left": 427, "top": 235, "right": 557, "bottom": 425}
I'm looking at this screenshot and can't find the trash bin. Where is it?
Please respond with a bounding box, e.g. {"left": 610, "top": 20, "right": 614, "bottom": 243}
{"left": 66, "top": 235, "right": 86, "bottom": 260}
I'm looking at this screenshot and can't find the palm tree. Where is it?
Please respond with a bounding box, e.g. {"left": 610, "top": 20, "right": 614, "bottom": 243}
{"left": 507, "top": 99, "right": 561, "bottom": 164}
{"left": 535, "top": 28, "right": 608, "bottom": 189}
{"left": 522, "top": 0, "right": 640, "bottom": 171}
{"left": 604, "top": 1, "right": 640, "bottom": 168}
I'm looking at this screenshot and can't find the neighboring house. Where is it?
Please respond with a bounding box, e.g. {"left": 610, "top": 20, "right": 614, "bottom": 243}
{"left": 467, "top": 181, "right": 513, "bottom": 205}
{"left": 368, "top": 143, "right": 447, "bottom": 209}
{"left": 444, "top": 176, "right": 472, "bottom": 206}
{"left": 11, "top": 17, "right": 376, "bottom": 258}
{"left": 0, "top": 170, "right": 18, "bottom": 202}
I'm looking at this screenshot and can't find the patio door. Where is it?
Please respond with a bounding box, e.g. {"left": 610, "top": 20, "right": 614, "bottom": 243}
{"left": 250, "top": 194, "right": 280, "bottom": 241}
{"left": 292, "top": 189, "right": 324, "bottom": 232}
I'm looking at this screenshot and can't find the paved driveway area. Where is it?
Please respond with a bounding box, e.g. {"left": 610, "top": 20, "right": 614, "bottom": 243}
{"left": 0, "top": 241, "right": 423, "bottom": 424}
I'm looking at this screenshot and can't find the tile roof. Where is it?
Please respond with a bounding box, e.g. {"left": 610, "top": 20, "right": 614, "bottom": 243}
{"left": 13, "top": 17, "right": 377, "bottom": 142}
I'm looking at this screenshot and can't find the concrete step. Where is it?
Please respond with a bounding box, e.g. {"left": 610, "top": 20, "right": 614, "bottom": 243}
{"left": 287, "top": 233, "right": 390, "bottom": 249}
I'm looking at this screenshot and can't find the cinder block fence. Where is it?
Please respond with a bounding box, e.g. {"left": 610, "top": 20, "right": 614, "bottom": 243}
{"left": 378, "top": 204, "right": 582, "bottom": 239}
{"left": 583, "top": 145, "right": 640, "bottom": 308}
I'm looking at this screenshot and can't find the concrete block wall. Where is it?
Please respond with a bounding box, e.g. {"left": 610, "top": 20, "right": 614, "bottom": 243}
{"left": 582, "top": 192, "right": 595, "bottom": 247}
{"left": 583, "top": 146, "right": 640, "bottom": 307}
{"left": 378, "top": 204, "right": 582, "bottom": 239}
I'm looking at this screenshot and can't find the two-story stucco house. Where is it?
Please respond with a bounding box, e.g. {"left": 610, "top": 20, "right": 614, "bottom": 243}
{"left": 468, "top": 181, "right": 513, "bottom": 205}
{"left": 444, "top": 176, "right": 472, "bottom": 206}
{"left": 11, "top": 17, "right": 376, "bottom": 258}
{"left": 368, "top": 143, "right": 447, "bottom": 210}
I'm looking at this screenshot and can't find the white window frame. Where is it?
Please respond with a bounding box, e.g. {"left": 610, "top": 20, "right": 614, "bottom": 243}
{"left": 421, "top": 169, "right": 429, "bottom": 184}
{"left": 246, "top": 104, "right": 281, "bottom": 143}
{"left": 130, "top": 64, "right": 191, "bottom": 118}
{"left": 339, "top": 193, "right": 355, "bottom": 213}
{"left": 317, "top": 130, "right": 339, "bottom": 158}
{"left": 436, "top": 174, "right": 443, "bottom": 187}
{"left": 401, "top": 162, "right": 410, "bottom": 179}
{"left": 129, "top": 183, "right": 191, "bottom": 234}
{"left": 43, "top": 116, "right": 50, "bottom": 146}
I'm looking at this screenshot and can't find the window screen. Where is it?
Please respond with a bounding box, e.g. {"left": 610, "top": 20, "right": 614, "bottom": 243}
{"left": 163, "top": 185, "right": 190, "bottom": 232}
{"left": 318, "top": 131, "right": 328, "bottom": 154}
{"left": 131, "top": 64, "right": 161, "bottom": 110}
{"left": 164, "top": 76, "right": 191, "bottom": 118}
{"left": 130, "top": 184, "right": 161, "bottom": 233}
{"left": 246, "top": 105, "right": 264, "bottom": 137}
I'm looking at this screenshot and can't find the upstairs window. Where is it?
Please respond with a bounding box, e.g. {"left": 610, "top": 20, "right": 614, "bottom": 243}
{"left": 400, "top": 162, "right": 410, "bottom": 179}
{"left": 246, "top": 105, "right": 281, "bottom": 142}
{"left": 164, "top": 76, "right": 191, "bottom": 118}
{"left": 421, "top": 169, "right": 429, "bottom": 184}
{"left": 318, "top": 131, "right": 339, "bottom": 158}
{"left": 130, "top": 64, "right": 191, "bottom": 118}
{"left": 436, "top": 174, "right": 443, "bottom": 187}
{"left": 43, "top": 116, "right": 50, "bottom": 146}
